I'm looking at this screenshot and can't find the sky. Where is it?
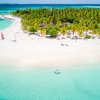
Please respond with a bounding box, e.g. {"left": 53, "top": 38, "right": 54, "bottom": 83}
{"left": 0, "top": 0, "right": 100, "bottom": 4}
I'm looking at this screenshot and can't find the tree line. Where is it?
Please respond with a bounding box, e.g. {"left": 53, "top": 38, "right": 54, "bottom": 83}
{"left": 11, "top": 8, "right": 100, "bottom": 37}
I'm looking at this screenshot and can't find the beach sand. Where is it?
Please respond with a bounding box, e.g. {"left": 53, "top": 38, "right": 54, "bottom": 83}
{"left": 0, "top": 15, "right": 100, "bottom": 68}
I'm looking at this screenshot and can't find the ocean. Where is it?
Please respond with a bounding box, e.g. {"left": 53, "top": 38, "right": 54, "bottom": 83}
{"left": 0, "top": 4, "right": 100, "bottom": 14}
{"left": 0, "top": 4, "right": 100, "bottom": 100}
{"left": 0, "top": 63, "right": 100, "bottom": 100}
{"left": 0, "top": 4, "right": 100, "bottom": 31}
{"left": 0, "top": 4, "right": 48, "bottom": 31}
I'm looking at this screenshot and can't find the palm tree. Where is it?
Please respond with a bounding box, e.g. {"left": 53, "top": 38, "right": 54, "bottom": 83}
{"left": 60, "top": 26, "right": 67, "bottom": 36}
{"left": 12, "top": 8, "right": 100, "bottom": 38}
{"left": 93, "top": 29, "right": 100, "bottom": 37}
{"left": 38, "top": 27, "right": 46, "bottom": 37}
{"left": 70, "top": 24, "right": 77, "bottom": 35}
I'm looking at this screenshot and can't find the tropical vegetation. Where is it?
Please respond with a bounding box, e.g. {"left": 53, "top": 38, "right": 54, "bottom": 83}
{"left": 11, "top": 8, "right": 100, "bottom": 37}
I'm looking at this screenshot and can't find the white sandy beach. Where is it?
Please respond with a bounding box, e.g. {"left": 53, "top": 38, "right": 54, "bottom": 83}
{"left": 0, "top": 15, "right": 100, "bottom": 68}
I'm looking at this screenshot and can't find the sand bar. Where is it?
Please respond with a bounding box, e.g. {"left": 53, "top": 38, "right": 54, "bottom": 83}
{"left": 0, "top": 15, "right": 100, "bottom": 68}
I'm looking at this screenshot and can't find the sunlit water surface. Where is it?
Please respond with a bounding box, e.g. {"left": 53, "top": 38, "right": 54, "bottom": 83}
{"left": 0, "top": 18, "right": 13, "bottom": 31}
{"left": 0, "top": 63, "right": 100, "bottom": 100}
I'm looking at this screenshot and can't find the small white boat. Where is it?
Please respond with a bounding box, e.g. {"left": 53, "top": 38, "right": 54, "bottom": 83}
{"left": 54, "top": 69, "right": 61, "bottom": 75}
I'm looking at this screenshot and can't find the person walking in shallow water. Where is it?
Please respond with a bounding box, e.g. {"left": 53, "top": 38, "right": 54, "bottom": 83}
{"left": 1, "top": 32, "right": 5, "bottom": 40}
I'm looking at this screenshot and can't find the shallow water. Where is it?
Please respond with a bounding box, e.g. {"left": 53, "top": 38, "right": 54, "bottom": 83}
{"left": 0, "top": 18, "right": 13, "bottom": 31}
{"left": 0, "top": 63, "right": 100, "bottom": 100}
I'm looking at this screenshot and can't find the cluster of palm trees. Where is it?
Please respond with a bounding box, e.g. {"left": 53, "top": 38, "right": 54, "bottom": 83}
{"left": 11, "top": 8, "right": 100, "bottom": 38}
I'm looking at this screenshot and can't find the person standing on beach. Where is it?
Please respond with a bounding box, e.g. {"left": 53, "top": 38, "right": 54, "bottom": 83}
{"left": 0, "top": 32, "right": 5, "bottom": 40}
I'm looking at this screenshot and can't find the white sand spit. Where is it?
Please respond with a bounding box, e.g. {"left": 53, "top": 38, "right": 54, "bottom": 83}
{"left": 0, "top": 15, "right": 100, "bottom": 68}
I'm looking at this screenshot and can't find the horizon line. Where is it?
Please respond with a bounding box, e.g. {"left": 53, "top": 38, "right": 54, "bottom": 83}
{"left": 0, "top": 3, "right": 100, "bottom": 5}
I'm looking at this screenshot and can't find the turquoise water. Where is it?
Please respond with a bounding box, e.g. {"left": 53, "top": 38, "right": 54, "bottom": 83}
{"left": 0, "top": 63, "right": 100, "bottom": 100}
{"left": 0, "top": 4, "right": 100, "bottom": 30}
{"left": 0, "top": 4, "right": 100, "bottom": 14}
{"left": 0, "top": 18, "right": 13, "bottom": 31}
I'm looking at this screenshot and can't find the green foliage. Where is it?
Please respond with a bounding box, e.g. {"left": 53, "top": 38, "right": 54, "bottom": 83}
{"left": 85, "top": 35, "right": 91, "bottom": 39}
{"left": 11, "top": 8, "right": 100, "bottom": 36}
{"left": 78, "top": 30, "right": 83, "bottom": 37}
{"left": 28, "top": 26, "right": 37, "bottom": 32}
{"left": 46, "top": 26, "right": 58, "bottom": 37}
{"left": 93, "top": 29, "right": 100, "bottom": 36}
{"left": 38, "top": 27, "right": 46, "bottom": 36}
{"left": 60, "top": 26, "right": 67, "bottom": 36}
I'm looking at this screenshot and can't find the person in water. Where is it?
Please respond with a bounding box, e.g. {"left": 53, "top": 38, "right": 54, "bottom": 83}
{"left": 1, "top": 32, "right": 5, "bottom": 40}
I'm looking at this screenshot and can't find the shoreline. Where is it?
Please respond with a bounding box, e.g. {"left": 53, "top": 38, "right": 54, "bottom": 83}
{"left": 0, "top": 15, "right": 100, "bottom": 68}
{"left": 1, "top": 15, "right": 22, "bottom": 40}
